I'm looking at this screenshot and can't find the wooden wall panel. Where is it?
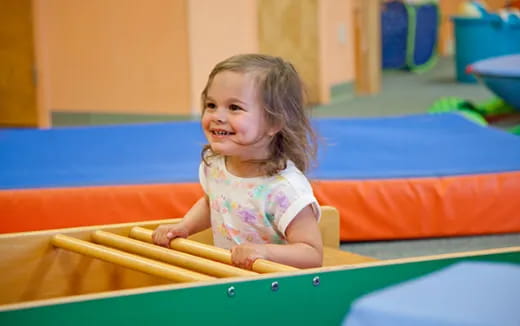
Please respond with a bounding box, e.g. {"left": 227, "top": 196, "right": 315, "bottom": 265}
{"left": 353, "top": 0, "right": 381, "bottom": 95}
{"left": 0, "top": 0, "right": 38, "bottom": 127}
{"left": 258, "top": 0, "right": 321, "bottom": 104}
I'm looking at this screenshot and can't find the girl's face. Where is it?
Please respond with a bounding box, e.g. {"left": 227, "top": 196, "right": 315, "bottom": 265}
{"left": 202, "top": 71, "right": 275, "bottom": 161}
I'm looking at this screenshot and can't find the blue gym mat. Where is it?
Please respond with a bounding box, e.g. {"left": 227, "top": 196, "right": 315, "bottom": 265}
{"left": 1, "top": 113, "right": 520, "bottom": 190}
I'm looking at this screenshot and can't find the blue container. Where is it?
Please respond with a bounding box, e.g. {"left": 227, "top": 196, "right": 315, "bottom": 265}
{"left": 452, "top": 16, "right": 520, "bottom": 83}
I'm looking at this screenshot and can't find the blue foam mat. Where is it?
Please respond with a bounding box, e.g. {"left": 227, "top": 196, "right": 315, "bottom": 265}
{"left": 343, "top": 262, "right": 520, "bottom": 326}
{"left": 1, "top": 114, "right": 520, "bottom": 190}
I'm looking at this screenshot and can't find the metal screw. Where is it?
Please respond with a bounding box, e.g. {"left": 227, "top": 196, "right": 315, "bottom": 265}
{"left": 312, "top": 276, "right": 320, "bottom": 287}
{"left": 227, "top": 286, "right": 236, "bottom": 297}
{"left": 271, "top": 281, "right": 279, "bottom": 292}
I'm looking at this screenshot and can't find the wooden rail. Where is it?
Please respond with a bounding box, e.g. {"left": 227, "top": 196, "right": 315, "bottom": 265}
{"left": 51, "top": 234, "right": 214, "bottom": 283}
{"left": 91, "top": 230, "right": 257, "bottom": 278}
{"left": 129, "top": 227, "right": 299, "bottom": 273}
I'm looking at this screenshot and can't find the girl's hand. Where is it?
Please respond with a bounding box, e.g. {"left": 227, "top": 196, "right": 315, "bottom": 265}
{"left": 230, "top": 243, "right": 268, "bottom": 270}
{"left": 152, "top": 223, "right": 189, "bottom": 248}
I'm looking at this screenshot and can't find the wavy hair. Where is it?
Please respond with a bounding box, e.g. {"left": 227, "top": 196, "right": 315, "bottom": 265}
{"left": 200, "top": 54, "right": 317, "bottom": 176}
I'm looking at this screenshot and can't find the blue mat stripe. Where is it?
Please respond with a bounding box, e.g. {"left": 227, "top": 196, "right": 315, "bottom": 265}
{"left": 1, "top": 114, "right": 520, "bottom": 189}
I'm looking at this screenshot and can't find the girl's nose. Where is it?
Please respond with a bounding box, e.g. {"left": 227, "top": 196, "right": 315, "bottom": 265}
{"left": 213, "top": 107, "right": 226, "bottom": 123}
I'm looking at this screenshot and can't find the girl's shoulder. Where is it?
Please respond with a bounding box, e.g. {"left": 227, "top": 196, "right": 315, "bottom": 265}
{"left": 272, "top": 161, "right": 313, "bottom": 193}
{"left": 199, "top": 154, "right": 225, "bottom": 180}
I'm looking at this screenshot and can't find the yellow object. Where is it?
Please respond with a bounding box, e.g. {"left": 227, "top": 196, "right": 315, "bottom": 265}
{"left": 458, "top": 1, "right": 487, "bottom": 17}
{"left": 129, "top": 227, "right": 299, "bottom": 273}
{"left": 52, "top": 234, "right": 214, "bottom": 282}
{"left": 92, "top": 230, "right": 257, "bottom": 278}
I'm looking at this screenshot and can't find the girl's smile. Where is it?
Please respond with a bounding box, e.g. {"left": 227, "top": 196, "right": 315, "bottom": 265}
{"left": 209, "top": 128, "right": 235, "bottom": 137}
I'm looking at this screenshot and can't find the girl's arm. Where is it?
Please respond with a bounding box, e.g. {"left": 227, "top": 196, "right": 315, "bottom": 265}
{"left": 231, "top": 204, "right": 323, "bottom": 269}
{"left": 152, "top": 195, "right": 211, "bottom": 247}
{"left": 177, "top": 195, "right": 212, "bottom": 234}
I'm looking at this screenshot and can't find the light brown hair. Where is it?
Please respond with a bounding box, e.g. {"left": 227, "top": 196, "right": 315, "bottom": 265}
{"left": 201, "top": 54, "right": 317, "bottom": 176}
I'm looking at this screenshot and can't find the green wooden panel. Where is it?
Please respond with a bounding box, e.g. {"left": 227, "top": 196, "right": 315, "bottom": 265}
{"left": 1, "top": 251, "right": 518, "bottom": 325}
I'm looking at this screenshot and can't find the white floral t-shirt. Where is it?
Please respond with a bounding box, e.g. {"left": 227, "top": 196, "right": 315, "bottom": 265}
{"left": 199, "top": 156, "right": 321, "bottom": 249}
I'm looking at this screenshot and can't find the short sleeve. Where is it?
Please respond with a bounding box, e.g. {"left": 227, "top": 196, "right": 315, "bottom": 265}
{"left": 198, "top": 162, "right": 208, "bottom": 194}
{"left": 267, "top": 183, "right": 320, "bottom": 236}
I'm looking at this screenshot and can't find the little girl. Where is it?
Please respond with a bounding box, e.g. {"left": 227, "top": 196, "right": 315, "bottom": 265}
{"left": 153, "top": 54, "right": 322, "bottom": 269}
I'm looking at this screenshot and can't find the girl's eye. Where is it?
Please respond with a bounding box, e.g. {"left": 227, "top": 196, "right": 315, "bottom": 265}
{"left": 205, "top": 102, "right": 216, "bottom": 109}
{"left": 229, "top": 104, "right": 242, "bottom": 111}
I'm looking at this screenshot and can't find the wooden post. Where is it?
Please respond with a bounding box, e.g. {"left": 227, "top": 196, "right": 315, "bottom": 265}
{"left": 353, "top": 0, "right": 381, "bottom": 95}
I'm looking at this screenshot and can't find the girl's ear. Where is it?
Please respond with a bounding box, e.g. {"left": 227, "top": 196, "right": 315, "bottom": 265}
{"left": 263, "top": 106, "right": 283, "bottom": 136}
{"left": 267, "top": 122, "right": 282, "bottom": 137}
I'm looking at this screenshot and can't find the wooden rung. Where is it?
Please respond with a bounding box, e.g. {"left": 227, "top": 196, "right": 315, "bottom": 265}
{"left": 91, "top": 230, "right": 257, "bottom": 278}
{"left": 51, "top": 234, "right": 214, "bottom": 283}
{"left": 129, "top": 227, "right": 299, "bottom": 274}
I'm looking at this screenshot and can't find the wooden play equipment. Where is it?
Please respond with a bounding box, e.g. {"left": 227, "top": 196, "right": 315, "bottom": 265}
{"left": 1, "top": 205, "right": 517, "bottom": 325}
{"left": 0, "top": 206, "right": 375, "bottom": 308}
